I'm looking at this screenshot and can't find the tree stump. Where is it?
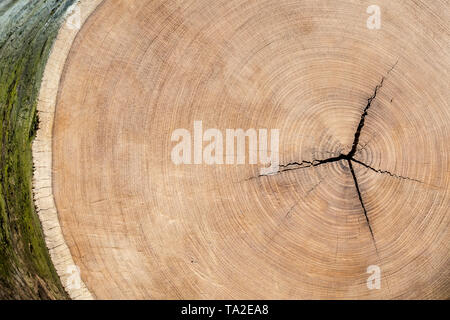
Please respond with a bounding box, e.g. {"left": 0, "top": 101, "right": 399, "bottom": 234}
{"left": 49, "top": 0, "right": 449, "bottom": 299}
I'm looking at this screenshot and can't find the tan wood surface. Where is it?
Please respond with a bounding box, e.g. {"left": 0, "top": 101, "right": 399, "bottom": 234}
{"left": 51, "top": 0, "right": 449, "bottom": 299}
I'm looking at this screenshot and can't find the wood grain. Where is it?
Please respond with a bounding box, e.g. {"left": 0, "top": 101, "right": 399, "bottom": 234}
{"left": 50, "top": 0, "right": 449, "bottom": 299}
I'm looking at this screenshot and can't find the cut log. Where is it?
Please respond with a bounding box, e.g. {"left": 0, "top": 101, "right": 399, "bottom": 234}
{"left": 49, "top": 0, "right": 449, "bottom": 299}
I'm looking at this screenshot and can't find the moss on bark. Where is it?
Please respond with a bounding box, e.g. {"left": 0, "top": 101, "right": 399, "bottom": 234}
{"left": 0, "top": 0, "right": 76, "bottom": 299}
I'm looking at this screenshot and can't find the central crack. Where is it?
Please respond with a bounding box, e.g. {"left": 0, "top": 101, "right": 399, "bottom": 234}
{"left": 347, "top": 159, "right": 376, "bottom": 249}
{"left": 254, "top": 61, "right": 419, "bottom": 252}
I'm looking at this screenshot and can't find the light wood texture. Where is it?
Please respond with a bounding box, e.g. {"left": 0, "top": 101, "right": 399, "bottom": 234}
{"left": 50, "top": 0, "right": 449, "bottom": 299}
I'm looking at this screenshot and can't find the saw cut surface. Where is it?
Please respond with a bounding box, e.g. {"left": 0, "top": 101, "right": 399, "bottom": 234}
{"left": 53, "top": 0, "right": 449, "bottom": 299}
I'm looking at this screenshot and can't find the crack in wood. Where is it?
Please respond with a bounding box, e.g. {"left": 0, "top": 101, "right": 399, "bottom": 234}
{"left": 351, "top": 158, "right": 423, "bottom": 183}
{"left": 253, "top": 62, "right": 413, "bottom": 252}
{"left": 348, "top": 76, "right": 386, "bottom": 158}
{"left": 348, "top": 159, "right": 378, "bottom": 252}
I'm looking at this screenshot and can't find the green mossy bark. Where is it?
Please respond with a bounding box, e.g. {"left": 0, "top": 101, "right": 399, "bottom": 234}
{"left": 0, "top": 0, "right": 76, "bottom": 299}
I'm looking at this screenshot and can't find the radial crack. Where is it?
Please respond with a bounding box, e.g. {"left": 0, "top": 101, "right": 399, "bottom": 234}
{"left": 351, "top": 158, "right": 423, "bottom": 183}
{"left": 258, "top": 154, "right": 347, "bottom": 177}
{"left": 348, "top": 61, "right": 398, "bottom": 158}
{"left": 277, "top": 160, "right": 315, "bottom": 172}
{"left": 348, "top": 81, "right": 384, "bottom": 157}
{"left": 348, "top": 160, "right": 378, "bottom": 252}
{"left": 247, "top": 61, "right": 402, "bottom": 254}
